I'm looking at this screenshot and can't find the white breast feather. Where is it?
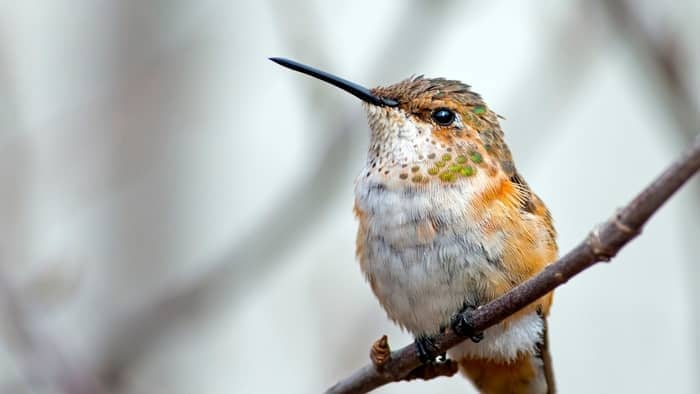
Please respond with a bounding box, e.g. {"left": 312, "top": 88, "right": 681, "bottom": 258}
{"left": 448, "top": 312, "right": 544, "bottom": 361}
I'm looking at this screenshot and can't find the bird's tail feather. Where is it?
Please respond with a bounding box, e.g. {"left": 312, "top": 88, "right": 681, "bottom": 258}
{"left": 457, "top": 318, "right": 555, "bottom": 394}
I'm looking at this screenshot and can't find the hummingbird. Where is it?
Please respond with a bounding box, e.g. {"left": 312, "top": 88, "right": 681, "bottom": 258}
{"left": 271, "top": 57, "right": 558, "bottom": 394}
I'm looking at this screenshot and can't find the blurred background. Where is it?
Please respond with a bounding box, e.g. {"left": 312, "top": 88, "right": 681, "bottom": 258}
{"left": 0, "top": 1, "right": 698, "bottom": 393}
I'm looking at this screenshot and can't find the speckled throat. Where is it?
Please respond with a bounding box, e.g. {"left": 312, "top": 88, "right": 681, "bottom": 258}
{"left": 360, "top": 102, "right": 497, "bottom": 187}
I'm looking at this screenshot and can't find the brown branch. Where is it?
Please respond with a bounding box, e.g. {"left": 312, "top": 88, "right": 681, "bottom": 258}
{"left": 326, "top": 134, "right": 700, "bottom": 394}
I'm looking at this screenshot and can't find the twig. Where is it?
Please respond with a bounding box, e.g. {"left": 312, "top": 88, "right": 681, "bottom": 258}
{"left": 598, "top": 0, "right": 700, "bottom": 383}
{"left": 325, "top": 134, "right": 700, "bottom": 394}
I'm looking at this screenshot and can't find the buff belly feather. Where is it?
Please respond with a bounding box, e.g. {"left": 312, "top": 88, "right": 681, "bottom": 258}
{"left": 355, "top": 175, "right": 544, "bottom": 361}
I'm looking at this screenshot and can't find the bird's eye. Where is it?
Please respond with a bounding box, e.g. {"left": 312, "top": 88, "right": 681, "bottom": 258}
{"left": 432, "top": 108, "right": 456, "bottom": 126}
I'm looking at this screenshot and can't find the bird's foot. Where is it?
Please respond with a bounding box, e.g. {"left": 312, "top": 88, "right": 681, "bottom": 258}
{"left": 414, "top": 335, "right": 446, "bottom": 364}
{"left": 450, "top": 304, "right": 484, "bottom": 343}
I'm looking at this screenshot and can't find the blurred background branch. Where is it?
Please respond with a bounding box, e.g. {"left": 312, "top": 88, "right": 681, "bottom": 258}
{"left": 601, "top": 0, "right": 698, "bottom": 141}
{"left": 0, "top": 273, "right": 104, "bottom": 394}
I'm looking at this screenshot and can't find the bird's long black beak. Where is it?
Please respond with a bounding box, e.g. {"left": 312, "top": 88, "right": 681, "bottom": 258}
{"left": 270, "top": 57, "right": 399, "bottom": 107}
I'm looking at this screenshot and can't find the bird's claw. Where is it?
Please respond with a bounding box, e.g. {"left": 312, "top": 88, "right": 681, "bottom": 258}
{"left": 414, "top": 335, "right": 445, "bottom": 364}
{"left": 451, "top": 305, "right": 484, "bottom": 343}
